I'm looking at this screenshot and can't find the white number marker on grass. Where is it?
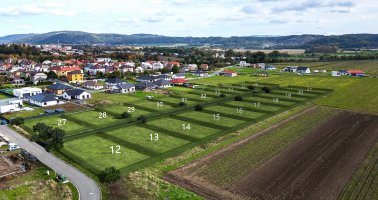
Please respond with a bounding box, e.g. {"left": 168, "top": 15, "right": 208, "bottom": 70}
{"left": 127, "top": 107, "right": 135, "bottom": 113}
{"left": 236, "top": 108, "right": 243, "bottom": 114}
{"left": 150, "top": 133, "right": 159, "bottom": 141}
{"left": 110, "top": 145, "right": 121, "bottom": 154}
{"left": 201, "top": 94, "right": 207, "bottom": 98}
{"left": 213, "top": 114, "right": 221, "bottom": 120}
{"left": 156, "top": 102, "right": 164, "bottom": 107}
{"left": 99, "top": 112, "right": 107, "bottom": 118}
{"left": 57, "top": 119, "right": 66, "bottom": 126}
{"left": 182, "top": 123, "right": 191, "bottom": 131}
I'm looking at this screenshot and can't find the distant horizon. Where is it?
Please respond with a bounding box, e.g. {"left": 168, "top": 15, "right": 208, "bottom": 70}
{"left": 1, "top": 30, "right": 377, "bottom": 38}
{"left": 0, "top": 0, "right": 377, "bottom": 37}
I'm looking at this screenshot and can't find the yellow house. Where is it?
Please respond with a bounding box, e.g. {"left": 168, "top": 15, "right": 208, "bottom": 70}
{"left": 67, "top": 70, "right": 84, "bottom": 83}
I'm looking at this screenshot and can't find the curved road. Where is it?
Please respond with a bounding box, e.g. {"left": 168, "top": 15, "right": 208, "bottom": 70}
{"left": 0, "top": 125, "right": 101, "bottom": 200}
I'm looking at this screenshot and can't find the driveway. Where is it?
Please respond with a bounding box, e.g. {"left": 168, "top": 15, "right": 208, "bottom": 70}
{"left": 0, "top": 125, "right": 101, "bottom": 200}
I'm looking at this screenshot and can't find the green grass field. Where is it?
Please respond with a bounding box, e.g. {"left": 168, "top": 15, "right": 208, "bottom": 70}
{"left": 192, "top": 74, "right": 378, "bottom": 113}
{"left": 46, "top": 83, "right": 327, "bottom": 176}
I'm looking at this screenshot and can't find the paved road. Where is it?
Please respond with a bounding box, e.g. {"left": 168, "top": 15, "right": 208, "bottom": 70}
{"left": 186, "top": 67, "right": 227, "bottom": 81}
{"left": 0, "top": 125, "right": 101, "bottom": 200}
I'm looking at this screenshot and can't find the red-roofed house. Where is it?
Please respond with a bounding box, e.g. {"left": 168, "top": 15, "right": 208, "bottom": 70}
{"left": 50, "top": 65, "right": 82, "bottom": 76}
{"left": 347, "top": 70, "right": 365, "bottom": 76}
{"left": 200, "top": 64, "right": 209, "bottom": 71}
{"left": 170, "top": 78, "right": 187, "bottom": 85}
{"left": 220, "top": 70, "right": 237, "bottom": 77}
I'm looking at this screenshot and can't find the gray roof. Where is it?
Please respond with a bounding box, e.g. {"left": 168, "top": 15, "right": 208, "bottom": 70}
{"left": 297, "top": 67, "right": 310, "bottom": 71}
{"left": 29, "top": 94, "right": 57, "bottom": 103}
{"left": 135, "top": 82, "right": 155, "bottom": 89}
{"left": 137, "top": 75, "right": 158, "bottom": 80}
{"left": 106, "top": 78, "right": 125, "bottom": 84}
{"left": 48, "top": 83, "right": 73, "bottom": 90}
{"left": 153, "top": 79, "right": 171, "bottom": 86}
{"left": 65, "top": 89, "right": 86, "bottom": 96}
{"left": 117, "top": 83, "right": 135, "bottom": 89}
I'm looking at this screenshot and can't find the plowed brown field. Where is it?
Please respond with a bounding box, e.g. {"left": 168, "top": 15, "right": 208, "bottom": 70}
{"left": 165, "top": 111, "right": 378, "bottom": 200}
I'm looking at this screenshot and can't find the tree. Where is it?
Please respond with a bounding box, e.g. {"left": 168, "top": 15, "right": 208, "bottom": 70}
{"left": 137, "top": 115, "right": 147, "bottom": 123}
{"left": 220, "top": 93, "right": 226, "bottom": 98}
{"left": 11, "top": 117, "right": 24, "bottom": 125}
{"left": 261, "top": 86, "right": 271, "bottom": 93}
{"left": 47, "top": 71, "right": 58, "bottom": 80}
{"left": 178, "top": 102, "right": 186, "bottom": 106}
{"left": 31, "top": 123, "right": 65, "bottom": 151}
{"left": 121, "top": 112, "right": 131, "bottom": 119}
{"left": 235, "top": 95, "right": 243, "bottom": 101}
{"left": 98, "top": 167, "right": 121, "bottom": 183}
{"left": 194, "top": 104, "right": 203, "bottom": 111}
{"left": 172, "top": 65, "right": 180, "bottom": 74}
{"left": 160, "top": 67, "right": 170, "bottom": 74}
{"left": 247, "top": 85, "right": 256, "bottom": 90}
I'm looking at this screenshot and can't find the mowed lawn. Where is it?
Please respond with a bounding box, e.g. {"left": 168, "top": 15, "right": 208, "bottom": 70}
{"left": 174, "top": 111, "right": 246, "bottom": 128}
{"left": 192, "top": 74, "right": 378, "bottom": 113}
{"left": 62, "top": 134, "right": 150, "bottom": 172}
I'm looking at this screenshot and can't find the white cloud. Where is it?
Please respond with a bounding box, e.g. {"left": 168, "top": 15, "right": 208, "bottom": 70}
{"left": 0, "top": 4, "right": 75, "bottom": 16}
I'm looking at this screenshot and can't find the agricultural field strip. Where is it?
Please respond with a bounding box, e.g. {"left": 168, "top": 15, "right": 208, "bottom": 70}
{"left": 341, "top": 143, "right": 378, "bottom": 200}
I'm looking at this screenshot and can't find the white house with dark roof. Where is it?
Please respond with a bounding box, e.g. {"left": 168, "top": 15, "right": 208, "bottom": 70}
{"left": 119, "top": 65, "right": 134, "bottom": 73}
{"left": 83, "top": 81, "right": 104, "bottom": 90}
{"left": 13, "top": 87, "right": 42, "bottom": 98}
{"left": 297, "top": 67, "right": 311, "bottom": 74}
{"left": 116, "top": 83, "right": 135, "bottom": 93}
{"left": 28, "top": 94, "right": 61, "bottom": 107}
{"left": 153, "top": 79, "right": 172, "bottom": 88}
{"left": 63, "top": 89, "right": 91, "bottom": 100}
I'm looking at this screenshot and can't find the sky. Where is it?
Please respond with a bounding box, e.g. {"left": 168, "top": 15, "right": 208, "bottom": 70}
{"left": 0, "top": 0, "right": 377, "bottom": 37}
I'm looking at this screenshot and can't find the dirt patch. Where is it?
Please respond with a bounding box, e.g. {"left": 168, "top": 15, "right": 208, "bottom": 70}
{"left": 165, "top": 110, "right": 378, "bottom": 200}
{"left": 46, "top": 102, "right": 89, "bottom": 112}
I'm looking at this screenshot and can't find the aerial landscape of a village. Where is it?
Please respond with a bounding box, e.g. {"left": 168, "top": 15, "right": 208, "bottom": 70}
{"left": 0, "top": 0, "right": 377, "bottom": 200}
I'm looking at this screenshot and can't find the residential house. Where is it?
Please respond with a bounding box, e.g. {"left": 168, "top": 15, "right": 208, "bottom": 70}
{"left": 220, "top": 70, "right": 237, "bottom": 77}
{"left": 46, "top": 83, "right": 73, "bottom": 95}
{"left": 158, "top": 74, "right": 172, "bottom": 81}
{"left": 115, "top": 83, "right": 136, "bottom": 93}
{"left": 13, "top": 87, "right": 42, "bottom": 98}
{"left": 331, "top": 71, "right": 341, "bottom": 77}
{"left": 257, "top": 63, "right": 266, "bottom": 69}
{"left": 239, "top": 61, "right": 251, "bottom": 67}
{"left": 28, "top": 93, "right": 60, "bottom": 107}
{"left": 50, "top": 66, "right": 82, "bottom": 77}
{"left": 170, "top": 78, "right": 187, "bottom": 86}
{"left": 105, "top": 78, "right": 127, "bottom": 89}
{"left": 136, "top": 75, "right": 160, "bottom": 82}
{"left": 172, "top": 73, "right": 185, "bottom": 79}
{"left": 153, "top": 79, "right": 172, "bottom": 88}
{"left": 165, "top": 61, "right": 180, "bottom": 70}
{"left": 63, "top": 89, "right": 91, "bottom": 100}
{"left": 264, "top": 65, "right": 276, "bottom": 70}
{"left": 135, "top": 82, "right": 155, "bottom": 91}
{"left": 96, "top": 58, "right": 112, "bottom": 62}
{"left": 347, "top": 70, "right": 365, "bottom": 76}
{"left": 83, "top": 81, "right": 104, "bottom": 90}
{"left": 30, "top": 72, "right": 48, "bottom": 85}
{"left": 200, "top": 64, "right": 209, "bottom": 71}
{"left": 119, "top": 65, "right": 134, "bottom": 73}
{"left": 297, "top": 67, "right": 311, "bottom": 74}
{"left": 67, "top": 70, "right": 84, "bottom": 83}
{"left": 12, "top": 78, "right": 25, "bottom": 86}
{"left": 192, "top": 71, "right": 209, "bottom": 77}
{"left": 188, "top": 64, "right": 198, "bottom": 72}
{"left": 338, "top": 70, "right": 348, "bottom": 76}
{"left": 0, "top": 99, "right": 23, "bottom": 114}
{"left": 282, "top": 66, "right": 298, "bottom": 73}
{"left": 135, "top": 67, "right": 144, "bottom": 73}
{"left": 255, "top": 71, "right": 270, "bottom": 77}
{"left": 87, "top": 64, "right": 106, "bottom": 75}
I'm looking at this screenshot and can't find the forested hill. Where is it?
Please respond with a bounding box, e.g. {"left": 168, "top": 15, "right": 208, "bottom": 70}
{"left": 0, "top": 31, "right": 377, "bottom": 49}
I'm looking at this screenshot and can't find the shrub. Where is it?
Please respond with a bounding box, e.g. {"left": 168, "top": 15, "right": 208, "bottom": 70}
{"left": 194, "top": 104, "right": 203, "bottom": 111}
{"left": 98, "top": 167, "right": 121, "bottom": 183}
{"left": 137, "top": 115, "right": 148, "bottom": 123}
{"left": 178, "top": 102, "right": 186, "bottom": 106}
{"left": 247, "top": 85, "right": 256, "bottom": 90}
{"left": 261, "top": 86, "right": 271, "bottom": 93}
{"left": 235, "top": 95, "right": 243, "bottom": 101}
{"left": 11, "top": 117, "right": 24, "bottom": 125}
{"left": 121, "top": 112, "right": 131, "bottom": 119}
{"left": 220, "top": 93, "right": 226, "bottom": 98}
